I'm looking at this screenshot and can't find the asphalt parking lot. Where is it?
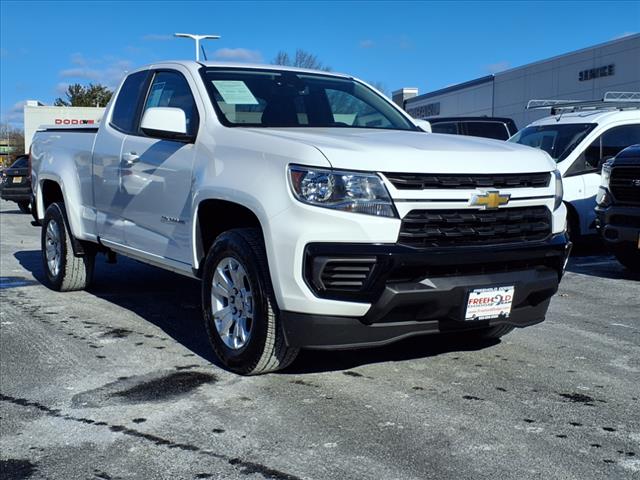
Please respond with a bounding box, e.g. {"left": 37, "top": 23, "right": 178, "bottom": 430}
{"left": 1, "top": 199, "right": 639, "bottom": 480}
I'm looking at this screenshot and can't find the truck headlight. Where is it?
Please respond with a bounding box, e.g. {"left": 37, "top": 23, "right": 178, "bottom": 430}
{"left": 553, "top": 170, "right": 563, "bottom": 210}
{"left": 600, "top": 164, "right": 612, "bottom": 187}
{"left": 288, "top": 165, "right": 397, "bottom": 218}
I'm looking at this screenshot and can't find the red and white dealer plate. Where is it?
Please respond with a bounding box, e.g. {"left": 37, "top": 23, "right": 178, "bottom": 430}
{"left": 465, "top": 286, "right": 514, "bottom": 321}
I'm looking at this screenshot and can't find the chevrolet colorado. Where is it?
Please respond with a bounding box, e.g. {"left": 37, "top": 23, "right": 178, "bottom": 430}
{"left": 31, "top": 60, "right": 570, "bottom": 374}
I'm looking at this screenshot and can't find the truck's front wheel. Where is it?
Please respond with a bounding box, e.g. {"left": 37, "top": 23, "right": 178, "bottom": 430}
{"left": 201, "top": 228, "right": 299, "bottom": 375}
{"left": 41, "top": 202, "right": 94, "bottom": 291}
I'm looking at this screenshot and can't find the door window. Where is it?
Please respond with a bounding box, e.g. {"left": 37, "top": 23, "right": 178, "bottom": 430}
{"left": 111, "top": 71, "right": 149, "bottom": 133}
{"left": 142, "top": 71, "right": 199, "bottom": 137}
{"left": 574, "top": 124, "right": 640, "bottom": 175}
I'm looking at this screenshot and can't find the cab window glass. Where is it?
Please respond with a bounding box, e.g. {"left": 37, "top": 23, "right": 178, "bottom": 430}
{"left": 431, "top": 122, "right": 459, "bottom": 135}
{"left": 465, "top": 121, "right": 510, "bottom": 140}
{"left": 142, "top": 71, "right": 199, "bottom": 137}
{"left": 325, "top": 89, "right": 394, "bottom": 128}
{"left": 111, "top": 71, "right": 149, "bottom": 133}
{"left": 11, "top": 156, "right": 28, "bottom": 168}
{"left": 583, "top": 124, "right": 640, "bottom": 172}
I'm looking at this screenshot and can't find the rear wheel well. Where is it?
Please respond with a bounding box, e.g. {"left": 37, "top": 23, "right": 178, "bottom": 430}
{"left": 41, "top": 180, "right": 64, "bottom": 211}
{"left": 196, "top": 200, "right": 263, "bottom": 275}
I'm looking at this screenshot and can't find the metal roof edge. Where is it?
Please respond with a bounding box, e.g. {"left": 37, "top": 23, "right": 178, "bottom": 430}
{"left": 406, "top": 75, "right": 494, "bottom": 105}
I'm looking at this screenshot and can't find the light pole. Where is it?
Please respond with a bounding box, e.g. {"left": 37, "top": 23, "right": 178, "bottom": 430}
{"left": 174, "top": 33, "right": 221, "bottom": 61}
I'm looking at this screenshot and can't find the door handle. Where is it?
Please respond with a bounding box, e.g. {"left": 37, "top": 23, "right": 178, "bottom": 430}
{"left": 121, "top": 152, "right": 140, "bottom": 167}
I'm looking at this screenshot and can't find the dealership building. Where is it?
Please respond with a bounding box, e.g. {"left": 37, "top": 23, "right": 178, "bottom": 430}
{"left": 23, "top": 101, "right": 105, "bottom": 153}
{"left": 393, "top": 34, "right": 640, "bottom": 129}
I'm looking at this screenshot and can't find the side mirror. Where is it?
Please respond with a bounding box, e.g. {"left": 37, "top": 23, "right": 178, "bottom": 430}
{"left": 413, "top": 119, "right": 432, "bottom": 133}
{"left": 140, "top": 107, "right": 192, "bottom": 141}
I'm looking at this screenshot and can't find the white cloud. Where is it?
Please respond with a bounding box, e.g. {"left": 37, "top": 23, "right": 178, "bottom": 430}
{"left": 486, "top": 61, "right": 510, "bottom": 74}
{"left": 70, "top": 52, "right": 88, "bottom": 66}
{"left": 1, "top": 101, "right": 27, "bottom": 125}
{"left": 58, "top": 55, "right": 132, "bottom": 88}
{"left": 398, "top": 35, "right": 413, "bottom": 50}
{"left": 359, "top": 39, "right": 375, "bottom": 49}
{"left": 55, "top": 82, "right": 70, "bottom": 95}
{"left": 212, "top": 48, "right": 263, "bottom": 63}
{"left": 59, "top": 67, "right": 102, "bottom": 80}
{"left": 143, "top": 34, "right": 172, "bottom": 41}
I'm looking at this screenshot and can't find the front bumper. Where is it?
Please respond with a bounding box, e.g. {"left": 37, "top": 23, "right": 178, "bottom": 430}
{"left": 0, "top": 184, "right": 31, "bottom": 202}
{"left": 595, "top": 205, "right": 640, "bottom": 245}
{"left": 282, "top": 234, "right": 570, "bottom": 349}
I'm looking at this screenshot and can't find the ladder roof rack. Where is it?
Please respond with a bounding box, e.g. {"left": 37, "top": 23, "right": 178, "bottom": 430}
{"left": 526, "top": 91, "right": 640, "bottom": 113}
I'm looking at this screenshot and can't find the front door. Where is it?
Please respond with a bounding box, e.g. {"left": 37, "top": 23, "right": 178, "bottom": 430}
{"left": 119, "top": 69, "right": 200, "bottom": 265}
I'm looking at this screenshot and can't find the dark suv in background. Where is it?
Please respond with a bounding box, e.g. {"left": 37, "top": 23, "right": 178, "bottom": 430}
{"left": 0, "top": 154, "right": 32, "bottom": 213}
{"left": 426, "top": 117, "right": 518, "bottom": 141}
{"left": 595, "top": 144, "right": 640, "bottom": 271}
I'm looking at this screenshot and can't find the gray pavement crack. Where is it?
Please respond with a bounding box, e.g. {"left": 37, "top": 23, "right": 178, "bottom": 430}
{"left": 0, "top": 393, "right": 301, "bottom": 480}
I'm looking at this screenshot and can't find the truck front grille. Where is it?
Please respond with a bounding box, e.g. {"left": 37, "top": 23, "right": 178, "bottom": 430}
{"left": 383, "top": 172, "right": 550, "bottom": 190}
{"left": 610, "top": 167, "right": 640, "bottom": 205}
{"left": 398, "top": 206, "right": 551, "bottom": 247}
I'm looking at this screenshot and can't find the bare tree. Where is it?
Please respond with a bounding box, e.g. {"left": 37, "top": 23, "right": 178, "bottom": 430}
{"left": 272, "top": 49, "right": 331, "bottom": 71}
{"left": 0, "top": 123, "right": 26, "bottom": 166}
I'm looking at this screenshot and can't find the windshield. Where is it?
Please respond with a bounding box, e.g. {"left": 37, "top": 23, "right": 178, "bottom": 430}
{"left": 509, "top": 123, "right": 596, "bottom": 162}
{"left": 202, "top": 68, "right": 416, "bottom": 131}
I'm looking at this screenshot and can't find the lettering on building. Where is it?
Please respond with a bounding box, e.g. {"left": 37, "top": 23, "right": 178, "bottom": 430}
{"left": 407, "top": 102, "right": 441, "bottom": 119}
{"left": 578, "top": 64, "right": 615, "bottom": 82}
{"left": 54, "top": 119, "right": 97, "bottom": 125}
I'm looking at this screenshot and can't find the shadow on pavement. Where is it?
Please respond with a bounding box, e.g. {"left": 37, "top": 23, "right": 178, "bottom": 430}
{"left": 15, "top": 249, "right": 502, "bottom": 374}
{"left": 284, "top": 334, "right": 497, "bottom": 374}
{"left": 565, "top": 241, "right": 639, "bottom": 281}
{"left": 15, "top": 249, "right": 217, "bottom": 365}
{"left": 0, "top": 209, "right": 27, "bottom": 215}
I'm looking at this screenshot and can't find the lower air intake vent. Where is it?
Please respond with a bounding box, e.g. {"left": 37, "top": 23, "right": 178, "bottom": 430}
{"left": 312, "top": 257, "right": 377, "bottom": 293}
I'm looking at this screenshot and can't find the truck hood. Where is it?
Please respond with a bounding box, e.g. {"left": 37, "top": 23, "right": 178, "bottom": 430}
{"left": 245, "top": 127, "right": 556, "bottom": 174}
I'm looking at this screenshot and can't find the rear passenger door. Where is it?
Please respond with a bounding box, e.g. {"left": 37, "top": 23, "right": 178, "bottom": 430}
{"left": 94, "top": 70, "right": 150, "bottom": 244}
{"left": 119, "top": 68, "right": 200, "bottom": 265}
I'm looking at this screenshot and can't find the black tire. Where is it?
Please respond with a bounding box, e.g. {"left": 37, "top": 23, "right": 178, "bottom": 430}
{"left": 565, "top": 204, "right": 579, "bottom": 243}
{"left": 201, "top": 228, "right": 299, "bottom": 375}
{"left": 613, "top": 245, "right": 640, "bottom": 272}
{"left": 41, "top": 202, "right": 94, "bottom": 291}
{"left": 17, "top": 201, "right": 30, "bottom": 214}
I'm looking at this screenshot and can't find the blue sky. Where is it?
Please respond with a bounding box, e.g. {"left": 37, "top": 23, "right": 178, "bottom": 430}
{"left": 1, "top": 0, "right": 638, "bottom": 125}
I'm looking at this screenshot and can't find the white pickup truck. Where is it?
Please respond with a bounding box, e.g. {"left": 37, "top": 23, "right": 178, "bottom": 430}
{"left": 31, "top": 60, "right": 570, "bottom": 374}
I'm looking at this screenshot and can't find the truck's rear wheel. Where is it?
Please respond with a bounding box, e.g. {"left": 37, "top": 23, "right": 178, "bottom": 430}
{"left": 201, "top": 228, "right": 299, "bottom": 375}
{"left": 41, "top": 202, "right": 94, "bottom": 291}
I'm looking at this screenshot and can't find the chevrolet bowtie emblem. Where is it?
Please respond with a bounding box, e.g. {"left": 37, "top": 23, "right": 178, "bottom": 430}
{"left": 470, "top": 190, "right": 511, "bottom": 209}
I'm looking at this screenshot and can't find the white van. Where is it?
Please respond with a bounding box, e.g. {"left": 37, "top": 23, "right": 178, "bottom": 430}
{"left": 510, "top": 93, "right": 640, "bottom": 238}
